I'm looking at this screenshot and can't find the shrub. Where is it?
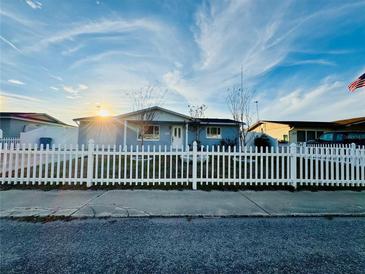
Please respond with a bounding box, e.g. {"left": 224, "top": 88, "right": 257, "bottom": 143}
{"left": 220, "top": 138, "right": 238, "bottom": 149}
{"left": 254, "top": 135, "right": 271, "bottom": 150}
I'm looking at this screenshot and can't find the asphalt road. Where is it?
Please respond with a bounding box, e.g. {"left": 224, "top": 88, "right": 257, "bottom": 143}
{"left": 1, "top": 217, "right": 365, "bottom": 274}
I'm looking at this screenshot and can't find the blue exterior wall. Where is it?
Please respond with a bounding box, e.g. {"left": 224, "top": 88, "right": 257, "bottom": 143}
{"left": 0, "top": 118, "right": 46, "bottom": 138}
{"left": 123, "top": 124, "right": 239, "bottom": 148}
{"left": 78, "top": 121, "right": 90, "bottom": 145}
{"left": 78, "top": 119, "right": 123, "bottom": 147}
{"left": 124, "top": 123, "right": 239, "bottom": 148}
{"left": 78, "top": 119, "right": 240, "bottom": 148}
{"left": 124, "top": 123, "right": 184, "bottom": 148}
{"left": 188, "top": 125, "right": 240, "bottom": 147}
{"left": 0, "top": 119, "right": 11, "bottom": 137}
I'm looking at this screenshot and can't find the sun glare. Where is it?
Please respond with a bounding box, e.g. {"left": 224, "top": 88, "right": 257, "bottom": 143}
{"left": 98, "top": 109, "right": 110, "bottom": 117}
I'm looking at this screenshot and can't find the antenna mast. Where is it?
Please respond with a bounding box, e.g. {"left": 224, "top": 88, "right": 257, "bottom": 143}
{"left": 240, "top": 65, "right": 243, "bottom": 91}
{"left": 254, "top": 100, "right": 259, "bottom": 121}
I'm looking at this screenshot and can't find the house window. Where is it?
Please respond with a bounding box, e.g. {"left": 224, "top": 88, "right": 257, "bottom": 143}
{"left": 206, "top": 127, "right": 221, "bottom": 139}
{"left": 307, "top": 131, "right": 315, "bottom": 142}
{"left": 297, "top": 130, "right": 306, "bottom": 142}
{"left": 335, "top": 133, "right": 344, "bottom": 142}
{"left": 174, "top": 127, "right": 181, "bottom": 138}
{"left": 316, "top": 131, "right": 324, "bottom": 139}
{"left": 348, "top": 133, "right": 365, "bottom": 140}
{"left": 137, "top": 125, "right": 160, "bottom": 140}
{"left": 283, "top": 134, "right": 288, "bottom": 142}
{"left": 320, "top": 132, "right": 334, "bottom": 141}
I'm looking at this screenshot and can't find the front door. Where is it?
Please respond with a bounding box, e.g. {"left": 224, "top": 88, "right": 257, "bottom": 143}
{"left": 171, "top": 126, "right": 183, "bottom": 149}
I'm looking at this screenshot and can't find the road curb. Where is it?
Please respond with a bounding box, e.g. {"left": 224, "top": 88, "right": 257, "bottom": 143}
{"left": 2, "top": 212, "right": 365, "bottom": 222}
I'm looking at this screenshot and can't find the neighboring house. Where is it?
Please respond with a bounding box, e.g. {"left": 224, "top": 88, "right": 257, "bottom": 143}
{"left": 74, "top": 106, "right": 241, "bottom": 148}
{"left": 20, "top": 125, "right": 78, "bottom": 147}
{"left": 0, "top": 112, "right": 74, "bottom": 138}
{"left": 248, "top": 117, "right": 365, "bottom": 144}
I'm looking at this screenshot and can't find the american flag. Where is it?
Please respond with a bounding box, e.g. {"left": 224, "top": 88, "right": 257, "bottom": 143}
{"left": 348, "top": 73, "right": 365, "bottom": 92}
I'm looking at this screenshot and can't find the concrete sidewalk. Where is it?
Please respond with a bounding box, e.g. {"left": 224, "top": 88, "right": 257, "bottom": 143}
{"left": 0, "top": 190, "right": 364, "bottom": 218}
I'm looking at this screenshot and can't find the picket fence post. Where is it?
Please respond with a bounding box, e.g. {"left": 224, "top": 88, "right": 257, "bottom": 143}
{"left": 350, "top": 143, "right": 356, "bottom": 165}
{"left": 290, "top": 143, "right": 297, "bottom": 189}
{"left": 86, "top": 139, "right": 95, "bottom": 187}
{"left": 350, "top": 143, "right": 357, "bottom": 183}
{"left": 192, "top": 141, "right": 197, "bottom": 190}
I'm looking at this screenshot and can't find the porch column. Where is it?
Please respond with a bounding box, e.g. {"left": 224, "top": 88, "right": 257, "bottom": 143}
{"left": 123, "top": 120, "right": 127, "bottom": 148}
{"left": 185, "top": 123, "right": 188, "bottom": 148}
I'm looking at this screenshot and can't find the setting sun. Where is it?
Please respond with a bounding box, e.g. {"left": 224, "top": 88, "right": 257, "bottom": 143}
{"left": 98, "top": 109, "right": 110, "bottom": 117}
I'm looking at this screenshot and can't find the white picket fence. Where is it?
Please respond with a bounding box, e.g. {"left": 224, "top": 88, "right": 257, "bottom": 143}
{"left": 0, "top": 140, "right": 364, "bottom": 189}
{"left": 0, "top": 138, "right": 20, "bottom": 146}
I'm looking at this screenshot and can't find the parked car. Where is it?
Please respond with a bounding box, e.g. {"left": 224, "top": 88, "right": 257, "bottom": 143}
{"left": 307, "top": 131, "right": 365, "bottom": 146}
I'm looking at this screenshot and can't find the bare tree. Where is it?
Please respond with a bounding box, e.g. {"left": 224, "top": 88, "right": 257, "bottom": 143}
{"left": 188, "top": 104, "right": 207, "bottom": 146}
{"left": 126, "top": 86, "right": 165, "bottom": 145}
{"left": 188, "top": 104, "right": 207, "bottom": 119}
{"left": 226, "top": 85, "right": 254, "bottom": 146}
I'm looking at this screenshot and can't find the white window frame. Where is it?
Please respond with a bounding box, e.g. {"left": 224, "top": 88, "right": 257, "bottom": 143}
{"left": 137, "top": 125, "right": 160, "bottom": 141}
{"left": 206, "top": 126, "right": 222, "bottom": 139}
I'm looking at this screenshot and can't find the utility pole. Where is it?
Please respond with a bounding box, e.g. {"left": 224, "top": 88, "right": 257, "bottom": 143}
{"left": 240, "top": 65, "right": 243, "bottom": 91}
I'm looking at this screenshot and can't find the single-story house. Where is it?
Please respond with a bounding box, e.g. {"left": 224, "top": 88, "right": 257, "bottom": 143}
{"left": 248, "top": 117, "right": 365, "bottom": 144}
{"left": 0, "top": 112, "right": 73, "bottom": 138}
{"left": 73, "top": 106, "right": 242, "bottom": 148}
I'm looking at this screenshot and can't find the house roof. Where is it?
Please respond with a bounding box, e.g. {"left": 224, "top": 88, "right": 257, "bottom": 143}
{"left": 73, "top": 115, "right": 101, "bottom": 122}
{"left": 116, "top": 106, "right": 191, "bottom": 120}
{"left": 197, "top": 118, "right": 243, "bottom": 125}
{"left": 0, "top": 112, "right": 73, "bottom": 127}
{"left": 248, "top": 117, "right": 365, "bottom": 131}
{"left": 333, "top": 117, "right": 365, "bottom": 126}
{"left": 73, "top": 106, "right": 191, "bottom": 122}
{"left": 73, "top": 106, "right": 242, "bottom": 125}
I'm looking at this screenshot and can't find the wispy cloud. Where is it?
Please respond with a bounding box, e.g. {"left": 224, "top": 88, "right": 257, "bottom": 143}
{"left": 0, "top": 9, "right": 36, "bottom": 26}
{"left": 0, "top": 36, "right": 22, "bottom": 53}
{"left": 193, "top": 1, "right": 289, "bottom": 75}
{"left": 8, "top": 79, "right": 25, "bottom": 85}
{"left": 162, "top": 69, "right": 201, "bottom": 103}
{"left": 49, "top": 74, "right": 63, "bottom": 81}
{"left": 1, "top": 0, "right": 364, "bottom": 122}
{"left": 287, "top": 59, "right": 336, "bottom": 67}
{"left": 69, "top": 50, "right": 149, "bottom": 69}
{"left": 62, "top": 84, "right": 88, "bottom": 99}
{"left": 161, "top": 0, "right": 363, "bottom": 106}
{"left": 40, "top": 67, "right": 64, "bottom": 81}
{"left": 294, "top": 49, "right": 355, "bottom": 55}
{"left": 61, "top": 44, "right": 84, "bottom": 56}
{"left": 25, "top": 0, "right": 42, "bottom": 9}
{"left": 0, "top": 91, "right": 42, "bottom": 102}
{"left": 31, "top": 18, "right": 167, "bottom": 51}
{"left": 153, "top": 1, "right": 296, "bottom": 104}
{"left": 260, "top": 79, "right": 365, "bottom": 121}
{"left": 78, "top": 84, "right": 88, "bottom": 90}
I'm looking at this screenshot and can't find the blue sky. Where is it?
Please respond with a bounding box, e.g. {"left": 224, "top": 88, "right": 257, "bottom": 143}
{"left": 1, "top": 0, "right": 364, "bottom": 125}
